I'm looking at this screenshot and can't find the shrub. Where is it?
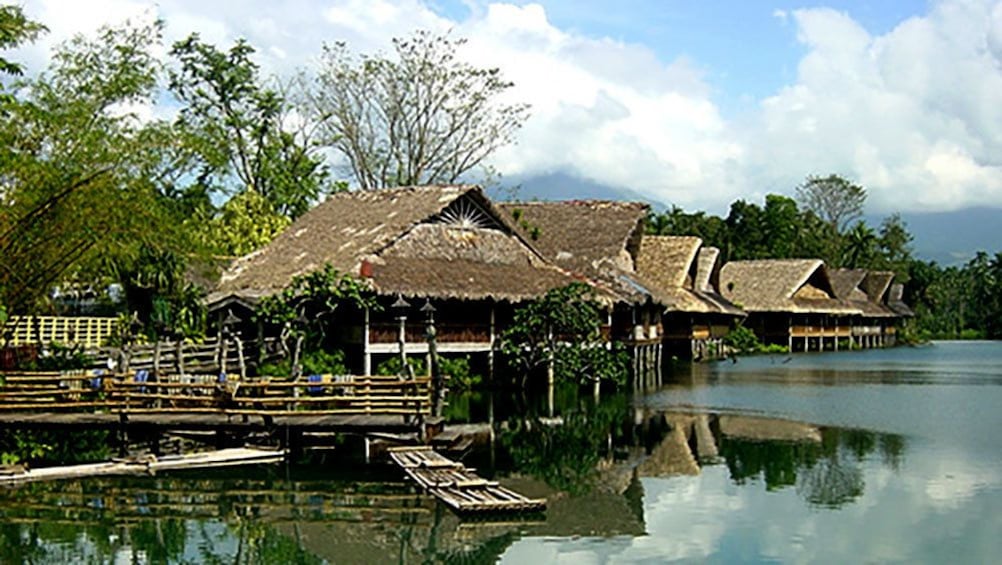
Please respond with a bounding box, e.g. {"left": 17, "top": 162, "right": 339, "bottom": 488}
{"left": 258, "top": 348, "right": 348, "bottom": 377}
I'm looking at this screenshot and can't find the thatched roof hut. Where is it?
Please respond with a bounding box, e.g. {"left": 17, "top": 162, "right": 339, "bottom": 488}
{"left": 210, "top": 185, "right": 589, "bottom": 305}
{"left": 829, "top": 268, "right": 897, "bottom": 318}
{"left": 719, "top": 259, "right": 859, "bottom": 315}
{"left": 496, "top": 200, "right": 658, "bottom": 304}
{"left": 636, "top": 236, "right": 744, "bottom": 316}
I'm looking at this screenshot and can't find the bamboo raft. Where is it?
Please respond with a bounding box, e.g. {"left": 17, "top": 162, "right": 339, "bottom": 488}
{"left": 0, "top": 447, "right": 285, "bottom": 485}
{"left": 388, "top": 446, "right": 545, "bottom": 514}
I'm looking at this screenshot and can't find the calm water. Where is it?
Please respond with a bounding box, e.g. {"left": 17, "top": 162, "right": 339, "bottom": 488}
{"left": 1, "top": 341, "right": 1000, "bottom": 563}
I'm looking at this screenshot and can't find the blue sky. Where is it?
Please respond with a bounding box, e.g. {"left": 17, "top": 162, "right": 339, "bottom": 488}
{"left": 438, "top": 1, "right": 933, "bottom": 112}
{"left": 14, "top": 0, "right": 1002, "bottom": 216}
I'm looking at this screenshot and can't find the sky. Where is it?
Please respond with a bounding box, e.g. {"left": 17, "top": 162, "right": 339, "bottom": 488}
{"left": 10, "top": 0, "right": 1002, "bottom": 216}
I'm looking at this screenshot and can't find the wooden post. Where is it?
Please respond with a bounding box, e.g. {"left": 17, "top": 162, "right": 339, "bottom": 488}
{"left": 174, "top": 338, "right": 185, "bottom": 378}
{"left": 363, "top": 306, "right": 371, "bottom": 375}
{"left": 487, "top": 302, "right": 495, "bottom": 380}
{"left": 235, "top": 335, "right": 246, "bottom": 380}
{"left": 153, "top": 339, "right": 162, "bottom": 379}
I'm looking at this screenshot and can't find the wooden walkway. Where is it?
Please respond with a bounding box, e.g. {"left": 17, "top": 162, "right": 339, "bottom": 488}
{"left": 388, "top": 446, "right": 545, "bottom": 514}
{"left": 0, "top": 370, "right": 433, "bottom": 435}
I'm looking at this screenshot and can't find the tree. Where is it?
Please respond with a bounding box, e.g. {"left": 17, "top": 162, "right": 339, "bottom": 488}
{"left": 169, "top": 34, "right": 332, "bottom": 218}
{"left": 499, "top": 283, "right": 628, "bottom": 387}
{"left": 841, "top": 221, "right": 878, "bottom": 268}
{"left": 795, "top": 174, "right": 867, "bottom": 233}
{"left": 308, "top": 30, "right": 530, "bottom": 190}
{"left": 0, "top": 19, "right": 189, "bottom": 313}
{"left": 875, "top": 213, "right": 913, "bottom": 279}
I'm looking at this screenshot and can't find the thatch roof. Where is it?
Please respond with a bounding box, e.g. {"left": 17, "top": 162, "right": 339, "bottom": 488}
{"left": 887, "top": 283, "right": 915, "bottom": 317}
{"left": 212, "top": 185, "right": 590, "bottom": 304}
{"left": 829, "top": 269, "right": 897, "bottom": 318}
{"left": 637, "top": 236, "right": 702, "bottom": 288}
{"left": 861, "top": 271, "right": 894, "bottom": 303}
{"left": 497, "top": 200, "right": 655, "bottom": 304}
{"left": 636, "top": 237, "right": 745, "bottom": 316}
{"left": 719, "top": 259, "right": 859, "bottom": 314}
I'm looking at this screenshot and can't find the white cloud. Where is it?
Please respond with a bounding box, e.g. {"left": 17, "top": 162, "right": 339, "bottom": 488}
{"left": 751, "top": 1, "right": 1002, "bottom": 213}
{"left": 11, "top": 0, "right": 1002, "bottom": 213}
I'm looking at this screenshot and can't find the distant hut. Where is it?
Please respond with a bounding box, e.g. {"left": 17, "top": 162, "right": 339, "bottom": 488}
{"left": 209, "top": 185, "right": 590, "bottom": 375}
{"left": 635, "top": 236, "right": 744, "bottom": 359}
{"left": 719, "top": 259, "right": 859, "bottom": 352}
{"left": 497, "top": 200, "right": 668, "bottom": 377}
{"left": 829, "top": 269, "right": 900, "bottom": 348}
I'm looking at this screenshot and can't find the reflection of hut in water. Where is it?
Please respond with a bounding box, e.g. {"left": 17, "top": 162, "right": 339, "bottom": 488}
{"left": 720, "top": 259, "right": 859, "bottom": 352}
{"left": 209, "top": 185, "right": 593, "bottom": 375}
{"left": 636, "top": 237, "right": 745, "bottom": 360}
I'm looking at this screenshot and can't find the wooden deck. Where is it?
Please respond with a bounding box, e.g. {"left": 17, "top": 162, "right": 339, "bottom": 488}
{"left": 388, "top": 446, "right": 546, "bottom": 514}
{"left": 0, "top": 371, "right": 433, "bottom": 435}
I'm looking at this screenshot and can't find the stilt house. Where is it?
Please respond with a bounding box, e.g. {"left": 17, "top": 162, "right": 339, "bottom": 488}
{"left": 828, "top": 269, "right": 901, "bottom": 348}
{"left": 635, "top": 236, "right": 745, "bottom": 359}
{"left": 496, "top": 200, "right": 667, "bottom": 375}
{"left": 209, "top": 185, "right": 590, "bottom": 374}
{"left": 719, "top": 259, "right": 859, "bottom": 352}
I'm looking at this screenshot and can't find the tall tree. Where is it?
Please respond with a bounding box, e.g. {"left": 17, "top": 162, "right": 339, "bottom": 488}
{"left": 169, "top": 34, "right": 332, "bottom": 218}
{"left": 308, "top": 30, "right": 530, "bottom": 190}
{"left": 0, "top": 19, "right": 186, "bottom": 313}
{"left": 795, "top": 174, "right": 867, "bottom": 233}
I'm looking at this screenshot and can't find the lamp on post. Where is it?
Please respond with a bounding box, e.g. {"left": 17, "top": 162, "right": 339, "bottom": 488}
{"left": 421, "top": 299, "right": 443, "bottom": 417}
{"left": 391, "top": 295, "right": 413, "bottom": 379}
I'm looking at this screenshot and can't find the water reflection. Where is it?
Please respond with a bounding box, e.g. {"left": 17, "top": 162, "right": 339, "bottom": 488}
{"left": 2, "top": 343, "right": 1000, "bottom": 563}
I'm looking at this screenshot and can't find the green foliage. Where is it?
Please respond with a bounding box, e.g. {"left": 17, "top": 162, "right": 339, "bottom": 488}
{"left": 197, "top": 188, "right": 290, "bottom": 256}
{"left": 24, "top": 342, "right": 92, "bottom": 370}
{"left": 908, "top": 251, "right": 1002, "bottom": 339}
{"left": 0, "top": 429, "right": 110, "bottom": 466}
{"left": 169, "top": 34, "right": 332, "bottom": 218}
{"left": 439, "top": 355, "right": 482, "bottom": 390}
{"left": 723, "top": 325, "right": 762, "bottom": 355}
{"left": 375, "top": 355, "right": 426, "bottom": 377}
{"left": 500, "top": 283, "right": 628, "bottom": 386}
{"left": 310, "top": 30, "right": 530, "bottom": 189}
{"left": 256, "top": 264, "right": 377, "bottom": 329}
{"left": 723, "top": 325, "right": 789, "bottom": 356}
{"left": 0, "top": 18, "right": 194, "bottom": 313}
{"left": 0, "top": 5, "right": 46, "bottom": 80}
{"left": 111, "top": 244, "right": 207, "bottom": 338}
{"left": 259, "top": 347, "right": 347, "bottom": 377}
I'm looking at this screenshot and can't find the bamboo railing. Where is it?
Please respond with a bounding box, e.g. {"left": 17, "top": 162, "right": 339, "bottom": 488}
{"left": 0, "top": 370, "right": 432, "bottom": 417}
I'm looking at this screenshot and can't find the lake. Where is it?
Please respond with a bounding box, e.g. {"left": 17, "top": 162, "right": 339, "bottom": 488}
{"left": 1, "top": 341, "right": 1000, "bottom": 563}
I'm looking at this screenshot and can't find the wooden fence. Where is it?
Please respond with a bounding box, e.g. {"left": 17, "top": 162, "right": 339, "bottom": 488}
{"left": 0, "top": 370, "right": 431, "bottom": 417}
{"left": 2, "top": 316, "right": 118, "bottom": 348}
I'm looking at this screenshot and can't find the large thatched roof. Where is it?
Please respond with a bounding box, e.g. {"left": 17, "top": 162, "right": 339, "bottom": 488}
{"left": 636, "top": 236, "right": 744, "bottom": 316}
{"left": 719, "top": 259, "right": 859, "bottom": 314}
{"left": 829, "top": 268, "right": 897, "bottom": 318}
{"left": 497, "top": 200, "right": 655, "bottom": 304}
{"left": 211, "top": 185, "right": 590, "bottom": 304}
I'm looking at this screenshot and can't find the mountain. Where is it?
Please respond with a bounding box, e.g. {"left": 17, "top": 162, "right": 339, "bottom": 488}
{"left": 866, "top": 207, "right": 1002, "bottom": 266}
